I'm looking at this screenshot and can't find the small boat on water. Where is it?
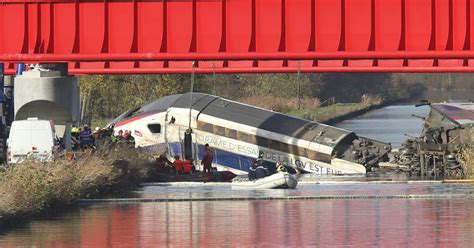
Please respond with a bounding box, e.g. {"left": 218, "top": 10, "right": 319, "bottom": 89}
{"left": 231, "top": 172, "right": 298, "bottom": 190}
{"left": 153, "top": 171, "right": 237, "bottom": 183}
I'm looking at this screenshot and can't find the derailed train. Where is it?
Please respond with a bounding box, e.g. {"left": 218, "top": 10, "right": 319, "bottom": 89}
{"left": 109, "top": 93, "right": 391, "bottom": 175}
{"left": 394, "top": 101, "right": 474, "bottom": 178}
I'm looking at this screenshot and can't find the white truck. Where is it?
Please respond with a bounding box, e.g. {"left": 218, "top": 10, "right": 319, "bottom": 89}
{"left": 7, "top": 118, "right": 59, "bottom": 164}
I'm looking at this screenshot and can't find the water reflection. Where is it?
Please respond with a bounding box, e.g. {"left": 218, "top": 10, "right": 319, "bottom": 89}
{"left": 137, "top": 181, "right": 474, "bottom": 200}
{"left": 2, "top": 198, "right": 474, "bottom": 247}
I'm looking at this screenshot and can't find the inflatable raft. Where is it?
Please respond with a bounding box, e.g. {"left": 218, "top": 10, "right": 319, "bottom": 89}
{"left": 231, "top": 172, "right": 298, "bottom": 190}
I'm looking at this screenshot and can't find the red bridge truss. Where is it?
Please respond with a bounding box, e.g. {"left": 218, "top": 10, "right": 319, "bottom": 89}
{"left": 1, "top": 0, "right": 474, "bottom": 74}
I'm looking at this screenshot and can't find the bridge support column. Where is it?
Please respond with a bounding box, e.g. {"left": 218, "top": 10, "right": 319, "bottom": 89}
{"left": 14, "top": 64, "right": 80, "bottom": 151}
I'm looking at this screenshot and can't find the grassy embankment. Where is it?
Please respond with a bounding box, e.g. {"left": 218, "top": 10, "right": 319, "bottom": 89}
{"left": 0, "top": 148, "right": 155, "bottom": 226}
{"left": 241, "top": 94, "right": 383, "bottom": 123}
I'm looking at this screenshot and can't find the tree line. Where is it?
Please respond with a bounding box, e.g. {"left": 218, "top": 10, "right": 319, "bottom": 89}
{"left": 77, "top": 73, "right": 474, "bottom": 123}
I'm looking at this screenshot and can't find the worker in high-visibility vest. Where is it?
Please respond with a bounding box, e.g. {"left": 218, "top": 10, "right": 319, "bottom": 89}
{"left": 71, "top": 125, "right": 81, "bottom": 150}
{"left": 71, "top": 125, "right": 80, "bottom": 135}
{"left": 275, "top": 160, "right": 287, "bottom": 173}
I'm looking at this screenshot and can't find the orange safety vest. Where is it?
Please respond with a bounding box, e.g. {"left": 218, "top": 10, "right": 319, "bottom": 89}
{"left": 174, "top": 159, "right": 184, "bottom": 172}
{"left": 183, "top": 160, "right": 192, "bottom": 173}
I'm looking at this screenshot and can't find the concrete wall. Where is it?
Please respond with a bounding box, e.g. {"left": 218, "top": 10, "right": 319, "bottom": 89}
{"left": 14, "top": 69, "right": 80, "bottom": 139}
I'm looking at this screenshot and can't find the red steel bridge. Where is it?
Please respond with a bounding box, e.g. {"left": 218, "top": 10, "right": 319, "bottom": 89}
{"left": 1, "top": 0, "right": 474, "bottom": 74}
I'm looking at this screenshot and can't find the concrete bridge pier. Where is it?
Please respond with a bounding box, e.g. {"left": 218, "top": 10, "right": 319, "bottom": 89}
{"left": 14, "top": 64, "right": 80, "bottom": 150}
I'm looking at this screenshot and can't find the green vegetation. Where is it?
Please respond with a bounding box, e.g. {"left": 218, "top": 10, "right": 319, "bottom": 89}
{"left": 287, "top": 94, "right": 383, "bottom": 123}
{"left": 91, "top": 118, "right": 111, "bottom": 129}
{"left": 76, "top": 72, "right": 474, "bottom": 125}
{"left": 239, "top": 95, "right": 321, "bottom": 113}
{"left": 77, "top": 73, "right": 430, "bottom": 124}
{"left": 0, "top": 148, "right": 153, "bottom": 225}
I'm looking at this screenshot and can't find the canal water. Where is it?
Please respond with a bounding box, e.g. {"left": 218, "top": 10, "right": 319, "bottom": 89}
{"left": 3, "top": 104, "right": 474, "bottom": 247}
{"left": 336, "top": 104, "right": 431, "bottom": 148}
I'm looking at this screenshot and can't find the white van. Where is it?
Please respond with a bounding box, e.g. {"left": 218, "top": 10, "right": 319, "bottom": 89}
{"left": 7, "top": 118, "right": 58, "bottom": 164}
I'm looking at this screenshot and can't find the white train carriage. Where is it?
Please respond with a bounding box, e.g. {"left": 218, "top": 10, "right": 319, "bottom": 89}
{"left": 109, "top": 93, "right": 391, "bottom": 175}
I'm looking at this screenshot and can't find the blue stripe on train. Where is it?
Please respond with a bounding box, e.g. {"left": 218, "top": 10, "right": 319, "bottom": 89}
{"left": 141, "top": 142, "right": 281, "bottom": 173}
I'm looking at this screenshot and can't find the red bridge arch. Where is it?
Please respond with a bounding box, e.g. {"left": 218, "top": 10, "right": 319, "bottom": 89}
{"left": 1, "top": 0, "right": 474, "bottom": 74}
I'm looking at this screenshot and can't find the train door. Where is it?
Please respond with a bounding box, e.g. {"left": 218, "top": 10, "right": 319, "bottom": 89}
{"left": 183, "top": 129, "right": 193, "bottom": 161}
{"left": 164, "top": 109, "right": 182, "bottom": 157}
{"left": 174, "top": 125, "right": 196, "bottom": 161}
{"left": 164, "top": 108, "right": 196, "bottom": 160}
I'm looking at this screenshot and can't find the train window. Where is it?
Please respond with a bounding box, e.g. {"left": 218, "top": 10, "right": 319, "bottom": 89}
{"left": 226, "top": 128, "right": 237, "bottom": 139}
{"left": 319, "top": 153, "right": 332, "bottom": 163}
{"left": 288, "top": 144, "right": 297, "bottom": 155}
{"left": 280, "top": 142, "right": 290, "bottom": 153}
{"left": 238, "top": 131, "right": 255, "bottom": 144}
{"left": 198, "top": 122, "right": 213, "bottom": 133}
{"left": 297, "top": 147, "right": 307, "bottom": 157}
{"left": 197, "top": 121, "right": 204, "bottom": 129}
{"left": 214, "top": 125, "right": 225, "bottom": 136}
{"left": 250, "top": 135, "right": 257, "bottom": 144}
{"left": 269, "top": 139, "right": 280, "bottom": 151}
{"left": 148, "top": 124, "right": 161, "bottom": 134}
{"left": 256, "top": 136, "right": 268, "bottom": 148}
{"left": 307, "top": 149, "right": 318, "bottom": 160}
{"left": 286, "top": 144, "right": 304, "bottom": 157}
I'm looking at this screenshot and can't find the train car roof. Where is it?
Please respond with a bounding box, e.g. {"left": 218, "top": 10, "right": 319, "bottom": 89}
{"left": 111, "top": 93, "right": 354, "bottom": 147}
{"left": 109, "top": 94, "right": 182, "bottom": 126}
{"left": 432, "top": 102, "right": 474, "bottom": 126}
{"left": 171, "top": 93, "right": 219, "bottom": 111}
{"left": 172, "top": 93, "right": 353, "bottom": 147}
